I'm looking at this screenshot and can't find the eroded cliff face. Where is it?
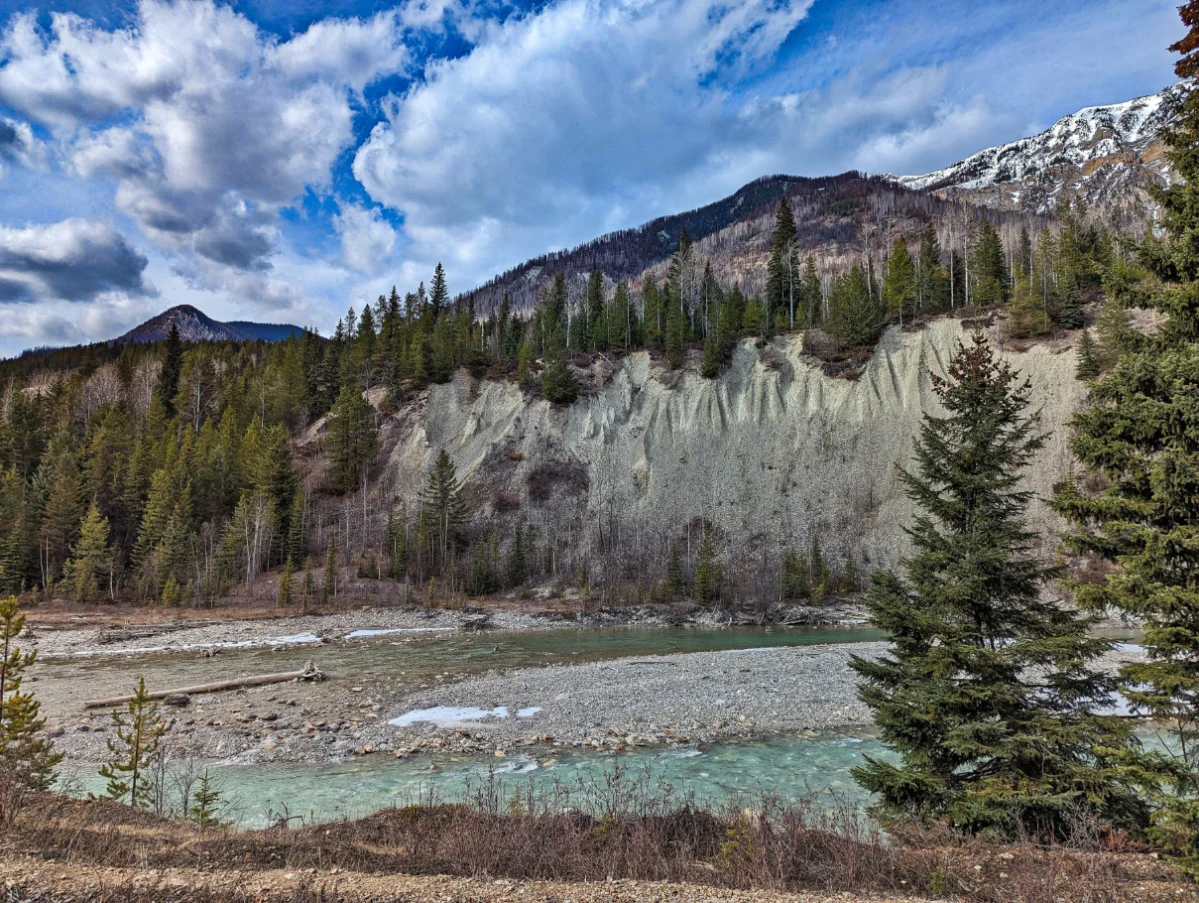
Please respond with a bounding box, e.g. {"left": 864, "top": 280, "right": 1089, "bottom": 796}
{"left": 384, "top": 319, "right": 1083, "bottom": 587}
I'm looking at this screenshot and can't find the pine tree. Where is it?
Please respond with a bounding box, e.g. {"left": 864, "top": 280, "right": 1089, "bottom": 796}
{"left": 540, "top": 319, "right": 579, "bottom": 404}
{"left": 326, "top": 384, "right": 377, "bottom": 493}
{"left": 0, "top": 596, "right": 61, "bottom": 793}
{"left": 99, "top": 676, "right": 167, "bottom": 808}
{"left": 827, "top": 266, "right": 883, "bottom": 349}
{"left": 766, "top": 197, "right": 799, "bottom": 330}
{"left": 841, "top": 551, "right": 860, "bottom": 594}
{"left": 189, "top": 770, "right": 226, "bottom": 828}
{"left": 1075, "top": 329, "right": 1101, "bottom": 380}
{"left": 277, "top": 560, "right": 292, "bottom": 606}
{"left": 667, "top": 541, "right": 685, "bottom": 599}
{"left": 421, "top": 450, "right": 467, "bottom": 575}
{"left": 156, "top": 324, "right": 183, "bottom": 418}
{"left": 692, "top": 523, "right": 722, "bottom": 606}
{"left": 780, "top": 549, "right": 810, "bottom": 601}
{"left": 516, "top": 343, "right": 532, "bottom": 389}
{"left": 852, "top": 333, "right": 1147, "bottom": 837}
{"left": 286, "top": 487, "right": 306, "bottom": 566}
{"left": 883, "top": 237, "right": 917, "bottom": 325}
{"left": 970, "top": 220, "right": 1009, "bottom": 306}
{"left": 1052, "top": 10, "right": 1199, "bottom": 867}
{"left": 385, "top": 509, "right": 409, "bottom": 579}
{"left": 429, "top": 263, "right": 448, "bottom": 323}
{"left": 322, "top": 537, "right": 338, "bottom": 602}
{"left": 507, "top": 522, "right": 526, "bottom": 588}
{"left": 65, "top": 501, "right": 111, "bottom": 602}
{"left": 664, "top": 301, "right": 685, "bottom": 369}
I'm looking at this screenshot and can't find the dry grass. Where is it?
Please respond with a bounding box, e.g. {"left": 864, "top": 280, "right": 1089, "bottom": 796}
{"left": 1, "top": 778, "right": 1191, "bottom": 903}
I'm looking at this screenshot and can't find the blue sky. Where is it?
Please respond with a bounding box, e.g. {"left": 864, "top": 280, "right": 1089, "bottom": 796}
{"left": 0, "top": 0, "right": 1180, "bottom": 355}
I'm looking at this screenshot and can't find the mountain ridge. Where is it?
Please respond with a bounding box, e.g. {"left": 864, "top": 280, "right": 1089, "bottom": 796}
{"left": 891, "top": 89, "right": 1175, "bottom": 221}
{"left": 114, "top": 304, "right": 304, "bottom": 345}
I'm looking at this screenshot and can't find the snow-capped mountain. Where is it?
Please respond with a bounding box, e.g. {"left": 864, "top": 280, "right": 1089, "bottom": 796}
{"left": 893, "top": 90, "right": 1176, "bottom": 221}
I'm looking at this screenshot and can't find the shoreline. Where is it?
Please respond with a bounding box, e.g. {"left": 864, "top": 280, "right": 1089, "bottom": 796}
{"left": 38, "top": 637, "right": 1144, "bottom": 769}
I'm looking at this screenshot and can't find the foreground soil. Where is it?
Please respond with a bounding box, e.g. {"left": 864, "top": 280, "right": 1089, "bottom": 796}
{"left": 4, "top": 794, "right": 1195, "bottom": 903}
{"left": 0, "top": 857, "right": 922, "bottom": 903}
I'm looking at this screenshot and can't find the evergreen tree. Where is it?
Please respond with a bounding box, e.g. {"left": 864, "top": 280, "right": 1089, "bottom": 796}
{"left": 286, "top": 487, "right": 306, "bottom": 566}
{"left": 766, "top": 197, "right": 799, "bottom": 330}
{"left": 156, "top": 324, "right": 183, "bottom": 417}
{"left": 65, "top": 501, "right": 110, "bottom": 602}
{"left": 516, "top": 343, "right": 531, "bottom": 388}
{"left": 586, "top": 268, "right": 606, "bottom": 351}
{"left": 277, "top": 560, "right": 292, "bottom": 606}
{"left": 917, "top": 223, "right": 948, "bottom": 314}
{"left": 429, "top": 263, "right": 448, "bottom": 323}
{"left": 99, "top": 676, "right": 167, "bottom": 808}
{"left": 852, "top": 333, "right": 1147, "bottom": 837}
{"left": 883, "top": 237, "right": 917, "bottom": 325}
{"left": 780, "top": 549, "right": 810, "bottom": 601}
{"left": 189, "top": 770, "right": 226, "bottom": 828}
{"left": 692, "top": 523, "right": 722, "bottom": 606}
{"left": 827, "top": 266, "right": 882, "bottom": 349}
{"left": 0, "top": 596, "right": 61, "bottom": 792}
{"left": 385, "top": 509, "right": 409, "bottom": 579}
{"left": 326, "top": 384, "right": 377, "bottom": 493}
{"left": 420, "top": 450, "right": 467, "bottom": 574}
{"left": 507, "top": 521, "right": 526, "bottom": 588}
{"left": 667, "top": 541, "right": 685, "bottom": 598}
{"left": 665, "top": 300, "right": 685, "bottom": 369}
{"left": 841, "top": 550, "right": 860, "bottom": 594}
{"left": 540, "top": 318, "right": 579, "bottom": 404}
{"left": 642, "top": 278, "right": 664, "bottom": 348}
{"left": 1075, "top": 329, "right": 1101, "bottom": 380}
{"left": 1053, "top": 10, "right": 1199, "bottom": 867}
{"left": 322, "top": 537, "right": 338, "bottom": 603}
{"left": 970, "top": 220, "right": 1009, "bottom": 306}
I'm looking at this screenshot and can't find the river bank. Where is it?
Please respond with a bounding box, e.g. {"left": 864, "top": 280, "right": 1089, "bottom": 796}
{"left": 34, "top": 635, "right": 1143, "bottom": 767}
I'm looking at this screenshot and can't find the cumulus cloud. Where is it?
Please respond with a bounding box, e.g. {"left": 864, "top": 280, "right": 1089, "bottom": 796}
{"left": 0, "top": 218, "right": 152, "bottom": 303}
{"left": 334, "top": 203, "right": 399, "bottom": 274}
{"left": 354, "top": 0, "right": 814, "bottom": 286}
{"left": 0, "top": 0, "right": 408, "bottom": 272}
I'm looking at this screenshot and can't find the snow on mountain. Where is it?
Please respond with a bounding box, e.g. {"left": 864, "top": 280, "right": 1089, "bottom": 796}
{"left": 892, "top": 90, "right": 1175, "bottom": 218}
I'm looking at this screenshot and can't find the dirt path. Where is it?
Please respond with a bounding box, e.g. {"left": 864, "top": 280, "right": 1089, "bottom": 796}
{"left": 0, "top": 854, "right": 921, "bottom": 903}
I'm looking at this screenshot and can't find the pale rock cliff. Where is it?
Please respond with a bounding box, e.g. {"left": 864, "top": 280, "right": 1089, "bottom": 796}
{"left": 385, "top": 319, "right": 1083, "bottom": 589}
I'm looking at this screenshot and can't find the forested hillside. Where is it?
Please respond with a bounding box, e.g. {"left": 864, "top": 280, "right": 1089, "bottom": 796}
{"left": 0, "top": 162, "right": 1142, "bottom": 609}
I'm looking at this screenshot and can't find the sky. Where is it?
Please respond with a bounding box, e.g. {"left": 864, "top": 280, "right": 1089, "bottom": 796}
{"left": 0, "top": 0, "right": 1181, "bottom": 356}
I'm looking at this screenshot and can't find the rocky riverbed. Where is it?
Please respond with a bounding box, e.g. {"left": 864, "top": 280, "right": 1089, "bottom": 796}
{"left": 34, "top": 637, "right": 1145, "bottom": 767}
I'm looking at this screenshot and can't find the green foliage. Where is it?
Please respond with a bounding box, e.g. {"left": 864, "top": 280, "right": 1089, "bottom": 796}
{"left": 99, "top": 676, "right": 167, "bottom": 808}
{"left": 852, "top": 333, "right": 1149, "bottom": 839}
{"left": 156, "top": 323, "right": 183, "bottom": 418}
{"left": 189, "top": 770, "right": 227, "bottom": 828}
{"left": 1075, "top": 330, "right": 1101, "bottom": 380}
{"left": 420, "top": 450, "right": 468, "bottom": 575}
{"left": 65, "top": 502, "right": 111, "bottom": 602}
{"left": 969, "top": 220, "right": 1009, "bottom": 306}
{"left": 780, "top": 549, "right": 810, "bottom": 601}
{"left": 507, "top": 522, "right": 527, "bottom": 588}
{"left": 692, "top": 523, "right": 722, "bottom": 606}
{"left": 667, "top": 541, "right": 685, "bottom": 599}
{"left": 326, "top": 384, "right": 378, "bottom": 493}
{"left": 827, "top": 266, "right": 882, "bottom": 349}
{"left": 883, "top": 237, "right": 917, "bottom": 324}
{"left": 766, "top": 197, "right": 799, "bottom": 330}
{"left": 0, "top": 596, "right": 61, "bottom": 792}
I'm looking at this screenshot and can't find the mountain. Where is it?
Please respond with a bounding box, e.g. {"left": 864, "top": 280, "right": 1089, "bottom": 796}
{"left": 893, "top": 90, "right": 1174, "bottom": 224}
{"left": 465, "top": 172, "right": 1047, "bottom": 315}
{"left": 115, "top": 305, "right": 304, "bottom": 345}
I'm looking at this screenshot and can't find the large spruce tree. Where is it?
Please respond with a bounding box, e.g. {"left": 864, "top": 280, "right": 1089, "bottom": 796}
{"left": 1052, "top": 2, "right": 1199, "bottom": 871}
{"left": 852, "top": 333, "right": 1147, "bottom": 838}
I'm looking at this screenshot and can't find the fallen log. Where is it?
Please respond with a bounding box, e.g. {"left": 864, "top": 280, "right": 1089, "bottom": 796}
{"left": 83, "top": 661, "right": 325, "bottom": 709}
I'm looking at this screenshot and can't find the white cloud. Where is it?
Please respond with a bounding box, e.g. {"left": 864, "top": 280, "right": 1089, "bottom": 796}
{"left": 0, "top": 0, "right": 408, "bottom": 271}
{"left": 334, "top": 203, "right": 399, "bottom": 273}
{"left": 354, "top": 0, "right": 814, "bottom": 288}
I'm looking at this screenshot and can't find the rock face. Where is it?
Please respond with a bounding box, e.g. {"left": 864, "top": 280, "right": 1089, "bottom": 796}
{"left": 386, "top": 320, "right": 1083, "bottom": 587}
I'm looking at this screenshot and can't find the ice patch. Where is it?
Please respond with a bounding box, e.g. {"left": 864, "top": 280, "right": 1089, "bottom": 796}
{"left": 344, "top": 627, "right": 454, "bottom": 639}
{"left": 389, "top": 706, "right": 511, "bottom": 727}
{"left": 63, "top": 632, "right": 323, "bottom": 658}
{"left": 516, "top": 707, "right": 542, "bottom": 718}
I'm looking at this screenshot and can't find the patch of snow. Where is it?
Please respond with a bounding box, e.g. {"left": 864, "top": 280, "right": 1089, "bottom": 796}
{"left": 389, "top": 706, "right": 511, "bottom": 727}
{"left": 516, "top": 707, "right": 542, "bottom": 718}
{"left": 344, "top": 627, "right": 454, "bottom": 639}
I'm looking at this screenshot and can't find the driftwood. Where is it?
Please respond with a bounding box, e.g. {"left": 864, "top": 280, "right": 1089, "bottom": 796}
{"left": 84, "top": 661, "right": 325, "bottom": 709}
